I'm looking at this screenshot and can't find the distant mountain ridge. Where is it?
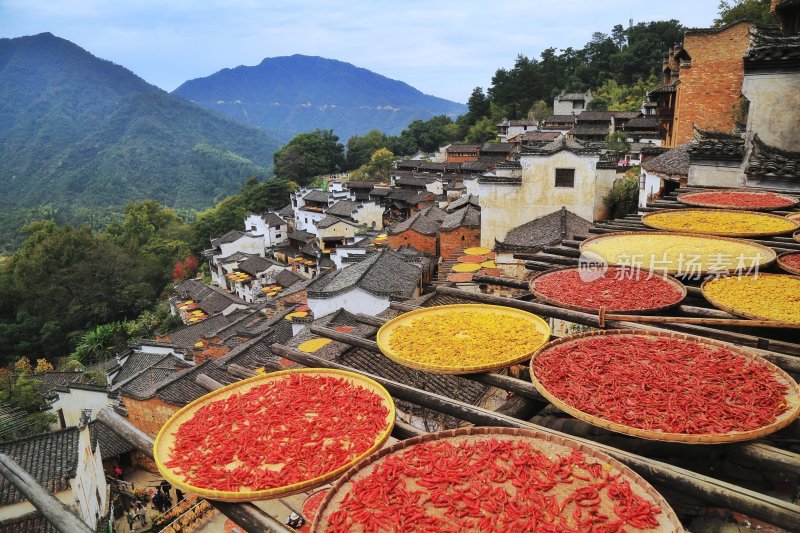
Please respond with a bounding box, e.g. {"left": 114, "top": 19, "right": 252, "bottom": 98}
{"left": 0, "top": 32, "right": 284, "bottom": 251}
{"left": 0, "top": 32, "right": 281, "bottom": 216}
{"left": 172, "top": 54, "right": 467, "bottom": 142}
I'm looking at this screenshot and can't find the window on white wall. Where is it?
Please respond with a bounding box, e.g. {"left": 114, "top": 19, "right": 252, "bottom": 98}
{"left": 555, "top": 168, "right": 575, "bottom": 188}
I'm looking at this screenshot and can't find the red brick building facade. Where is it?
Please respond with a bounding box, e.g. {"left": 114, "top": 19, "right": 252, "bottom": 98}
{"left": 669, "top": 22, "right": 752, "bottom": 146}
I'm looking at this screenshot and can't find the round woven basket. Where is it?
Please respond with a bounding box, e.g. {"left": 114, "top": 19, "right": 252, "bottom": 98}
{"left": 677, "top": 189, "right": 800, "bottom": 211}
{"left": 641, "top": 208, "right": 799, "bottom": 238}
{"left": 529, "top": 329, "right": 800, "bottom": 444}
{"left": 786, "top": 212, "right": 800, "bottom": 222}
{"left": 528, "top": 266, "right": 686, "bottom": 315}
{"left": 579, "top": 231, "right": 777, "bottom": 275}
{"left": 700, "top": 273, "right": 800, "bottom": 325}
{"left": 795, "top": 230, "right": 800, "bottom": 244}
{"left": 311, "top": 426, "right": 682, "bottom": 532}
{"left": 777, "top": 252, "right": 800, "bottom": 275}
{"left": 153, "top": 368, "right": 396, "bottom": 502}
{"left": 375, "top": 304, "right": 551, "bottom": 374}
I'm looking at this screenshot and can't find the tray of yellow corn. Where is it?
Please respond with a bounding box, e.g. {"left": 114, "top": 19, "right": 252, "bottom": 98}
{"left": 641, "top": 209, "right": 799, "bottom": 238}
{"left": 376, "top": 304, "right": 550, "bottom": 374}
{"left": 580, "top": 231, "right": 776, "bottom": 276}
{"left": 701, "top": 273, "right": 800, "bottom": 325}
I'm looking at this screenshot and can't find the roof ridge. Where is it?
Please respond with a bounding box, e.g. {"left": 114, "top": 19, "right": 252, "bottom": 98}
{"left": 0, "top": 425, "right": 78, "bottom": 447}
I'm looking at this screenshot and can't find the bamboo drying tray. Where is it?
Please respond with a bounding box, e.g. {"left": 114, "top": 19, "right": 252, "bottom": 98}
{"left": 677, "top": 189, "right": 799, "bottom": 211}
{"left": 795, "top": 230, "right": 800, "bottom": 244}
{"left": 376, "top": 304, "right": 550, "bottom": 374}
{"left": 579, "top": 231, "right": 777, "bottom": 275}
{"left": 786, "top": 212, "right": 800, "bottom": 222}
{"left": 777, "top": 252, "right": 800, "bottom": 275}
{"left": 641, "top": 209, "right": 799, "bottom": 238}
{"left": 529, "top": 329, "right": 800, "bottom": 444}
{"left": 153, "top": 368, "right": 395, "bottom": 502}
{"left": 528, "top": 266, "right": 686, "bottom": 314}
{"left": 312, "top": 426, "right": 682, "bottom": 533}
{"left": 701, "top": 273, "right": 800, "bottom": 325}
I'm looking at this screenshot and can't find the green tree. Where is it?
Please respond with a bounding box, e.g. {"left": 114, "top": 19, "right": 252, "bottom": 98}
{"left": 590, "top": 76, "right": 656, "bottom": 111}
{"left": 714, "top": 0, "right": 773, "bottom": 26}
{"left": 71, "top": 322, "right": 130, "bottom": 365}
{"left": 242, "top": 177, "right": 299, "bottom": 214}
{"left": 272, "top": 129, "right": 346, "bottom": 185}
{"left": 398, "top": 116, "right": 461, "bottom": 153}
{"left": 345, "top": 130, "right": 392, "bottom": 170}
{"left": 190, "top": 195, "right": 247, "bottom": 251}
{"left": 465, "top": 117, "right": 498, "bottom": 144}
{"left": 606, "top": 131, "right": 632, "bottom": 153}
{"left": 527, "top": 100, "right": 552, "bottom": 125}
{"left": 604, "top": 175, "right": 641, "bottom": 219}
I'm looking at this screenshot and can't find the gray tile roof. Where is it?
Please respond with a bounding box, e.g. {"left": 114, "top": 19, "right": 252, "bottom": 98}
{"left": 387, "top": 189, "right": 434, "bottom": 205}
{"left": 324, "top": 199, "right": 358, "bottom": 217}
{"left": 745, "top": 26, "right": 800, "bottom": 70}
{"left": 480, "top": 142, "right": 514, "bottom": 153}
{"left": 369, "top": 187, "right": 391, "bottom": 197}
{"left": 509, "top": 131, "right": 561, "bottom": 143}
{"left": 307, "top": 249, "right": 421, "bottom": 299}
{"left": 155, "top": 360, "right": 238, "bottom": 406}
{"left": 387, "top": 206, "right": 447, "bottom": 236}
{"left": 446, "top": 143, "right": 481, "bottom": 152}
{"left": 576, "top": 111, "right": 614, "bottom": 122}
{"left": 89, "top": 420, "right": 135, "bottom": 460}
{"left": 288, "top": 229, "right": 315, "bottom": 242}
{"left": 446, "top": 194, "right": 480, "bottom": 212}
{"left": 746, "top": 135, "right": 800, "bottom": 178}
{"left": 521, "top": 137, "right": 598, "bottom": 156}
{"left": 395, "top": 175, "right": 437, "bottom": 188}
{"left": 213, "top": 230, "right": 246, "bottom": 246}
{"left": 0, "top": 427, "right": 79, "bottom": 505}
{"left": 459, "top": 161, "right": 491, "bottom": 172}
{"left": 118, "top": 355, "right": 188, "bottom": 400}
{"left": 161, "top": 310, "right": 252, "bottom": 349}
{"left": 641, "top": 144, "right": 690, "bottom": 178}
{"left": 624, "top": 116, "right": 660, "bottom": 130}
{"left": 175, "top": 283, "right": 248, "bottom": 315}
{"left": 570, "top": 124, "right": 611, "bottom": 136}
{"left": 303, "top": 190, "right": 330, "bottom": 203}
{"left": 0, "top": 512, "right": 58, "bottom": 533}
{"left": 32, "top": 372, "right": 82, "bottom": 395}
{"left": 556, "top": 92, "right": 589, "bottom": 101}
{"left": 274, "top": 269, "right": 303, "bottom": 288}
{"left": 259, "top": 212, "right": 286, "bottom": 228}
{"left": 688, "top": 128, "right": 745, "bottom": 161}
{"left": 174, "top": 279, "right": 213, "bottom": 300}
{"left": 317, "top": 215, "right": 360, "bottom": 229}
{"left": 237, "top": 255, "right": 277, "bottom": 276}
{"left": 278, "top": 204, "right": 294, "bottom": 218}
{"left": 440, "top": 204, "right": 481, "bottom": 231}
{"left": 543, "top": 115, "right": 577, "bottom": 124}
{"left": 497, "top": 207, "right": 592, "bottom": 252}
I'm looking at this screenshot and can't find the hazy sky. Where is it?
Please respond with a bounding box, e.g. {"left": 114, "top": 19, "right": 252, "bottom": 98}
{"left": 1, "top": 0, "right": 720, "bottom": 103}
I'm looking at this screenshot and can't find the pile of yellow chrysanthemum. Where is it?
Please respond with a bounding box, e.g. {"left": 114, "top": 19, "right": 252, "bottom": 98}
{"left": 386, "top": 310, "right": 546, "bottom": 369}
{"left": 643, "top": 210, "right": 797, "bottom": 236}
{"left": 703, "top": 274, "right": 800, "bottom": 324}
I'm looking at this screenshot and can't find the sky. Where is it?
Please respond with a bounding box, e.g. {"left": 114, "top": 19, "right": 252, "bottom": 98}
{"left": 0, "top": 0, "right": 721, "bottom": 103}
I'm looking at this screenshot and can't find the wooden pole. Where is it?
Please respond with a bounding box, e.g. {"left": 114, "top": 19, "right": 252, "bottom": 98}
{"left": 0, "top": 453, "right": 95, "bottom": 533}
{"left": 268, "top": 344, "right": 800, "bottom": 531}
{"left": 598, "top": 307, "right": 800, "bottom": 329}
{"left": 96, "top": 409, "right": 293, "bottom": 533}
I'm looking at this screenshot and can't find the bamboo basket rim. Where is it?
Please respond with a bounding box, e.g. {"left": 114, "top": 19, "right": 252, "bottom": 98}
{"left": 786, "top": 213, "right": 800, "bottom": 221}
{"left": 528, "top": 266, "right": 687, "bottom": 315}
{"left": 777, "top": 251, "right": 800, "bottom": 276}
{"left": 153, "top": 368, "right": 396, "bottom": 502}
{"left": 529, "top": 329, "right": 800, "bottom": 444}
{"left": 640, "top": 208, "right": 799, "bottom": 238}
{"left": 700, "top": 273, "right": 800, "bottom": 325}
{"left": 375, "top": 304, "right": 551, "bottom": 375}
{"left": 579, "top": 231, "right": 778, "bottom": 275}
{"left": 677, "top": 189, "right": 800, "bottom": 211}
{"left": 795, "top": 230, "right": 800, "bottom": 244}
{"left": 311, "top": 426, "right": 682, "bottom": 533}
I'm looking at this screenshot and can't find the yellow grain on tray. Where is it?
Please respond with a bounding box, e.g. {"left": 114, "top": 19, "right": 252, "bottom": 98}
{"left": 464, "top": 247, "right": 491, "bottom": 255}
{"left": 581, "top": 233, "right": 774, "bottom": 275}
{"left": 298, "top": 338, "right": 332, "bottom": 352}
{"left": 643, "top": 210, "right": 797, "bottom": 236}
{"left": 703, "top": 274, "right": 800, "bottom": 324}
{"left": 452, "top": 263, "right": 481, "bottom": 272}
{"left": 386, "top": 311, "right": 546, "bottom": 368}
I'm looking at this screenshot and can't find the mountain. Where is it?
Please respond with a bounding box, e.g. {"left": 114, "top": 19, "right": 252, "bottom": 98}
{"left": 172, "top": 54, "right": 467, "bottom": 142}
{"left": 0, "top": 33, "right": 282, "bottom": 249}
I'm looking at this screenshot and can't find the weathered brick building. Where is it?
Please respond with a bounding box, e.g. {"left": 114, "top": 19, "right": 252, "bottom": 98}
{"left": 653, "top": 21, "right": 752, "bottom": 147}
{"left": 385, "top": 206, "right": 447, "bottom": 255}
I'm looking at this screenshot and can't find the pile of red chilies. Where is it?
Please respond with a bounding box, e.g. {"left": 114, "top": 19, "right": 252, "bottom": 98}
{"left": 164, "top": 374, "right": 389, "bottom": 491}
{"left": 324, "top": 439, "right": 662, "bottom": 532}
{"left": 533, "top": 269, "right": 684, "bottom": 311}
{"left": 533, "top": 336, "right": 789, "bottom": 434}
{"left": 780, "top": 252, "right": 800, "bottom": 270}
{"left": 684, "top": 191, "right": 795, "bottom": 208}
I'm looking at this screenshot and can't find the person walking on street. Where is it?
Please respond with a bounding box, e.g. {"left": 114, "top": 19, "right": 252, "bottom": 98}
{"left": 135, "top": 500, "right": 147, "bottom": 525}
{"left": 126, "top": 505, "right": 137, "bottom": 532}
{"left": 175, "top": 488, "right": 185, "bottom": 503}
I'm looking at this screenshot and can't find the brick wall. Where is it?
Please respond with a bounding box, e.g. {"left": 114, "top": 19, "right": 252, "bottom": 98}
{"left": 440, "top": 227, "right": 481, "bottom": 259}
{"left": 386, "top": 230, "right": 438, "bottom": 255}
{"left": 194, "top": 344, "right": 230, "bottom": 364}
{"left": 122, "top": 396, "right": 179, "bottom": 438}
{"left": 671, "top": 22, "right": 751, "bottom": 146}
